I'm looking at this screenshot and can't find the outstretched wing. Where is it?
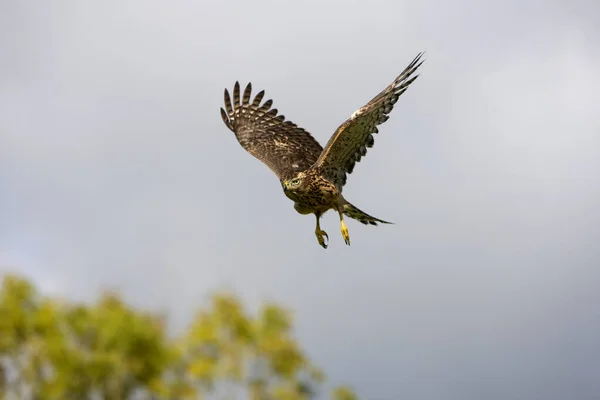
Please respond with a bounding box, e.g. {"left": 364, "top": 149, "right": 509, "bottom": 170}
{"left": 314, "top": 52, "right": 425, "bottom": 189}
{"left": 220, "top": 82, "right": 323, "bottom": 181}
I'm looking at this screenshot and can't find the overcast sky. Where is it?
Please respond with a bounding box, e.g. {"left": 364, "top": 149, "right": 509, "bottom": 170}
{"left": 1, "top": 0, "right": 600, "bottom": 399}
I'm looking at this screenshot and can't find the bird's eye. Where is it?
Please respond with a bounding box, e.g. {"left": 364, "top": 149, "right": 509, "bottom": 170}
{"left": 291, "top": 179, "right": 300, "bottom": 186}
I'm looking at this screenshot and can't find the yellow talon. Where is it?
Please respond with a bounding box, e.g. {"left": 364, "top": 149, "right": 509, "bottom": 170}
{"left": 315, "top": 229, "right": 329, "bottom": 249}
{"left": 341, "top": 219, "right": 350, "bottom": 246}
{"left": 315, "top": 214, "right": 329, "bottom": 249}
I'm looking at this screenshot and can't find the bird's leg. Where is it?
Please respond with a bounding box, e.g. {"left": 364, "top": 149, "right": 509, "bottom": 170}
{"left": 338, "top": 209, "right": 350, "bottom": 246}
{"left": 314, "top": 213, "right": 329, "bottom": 249}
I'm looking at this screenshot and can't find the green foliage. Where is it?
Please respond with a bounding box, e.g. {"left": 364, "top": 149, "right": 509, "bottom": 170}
{"left": 0, "top": 274, "right": 360, "bottom": 400}
{"left": 0, "top": 276, "right": 173, "bottom": 399}
{"left": 332, "top": 386, "right": 360, "bottom": 400}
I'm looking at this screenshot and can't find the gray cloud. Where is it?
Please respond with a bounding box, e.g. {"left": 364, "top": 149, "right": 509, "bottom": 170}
{"left": 1, "top": 0, "right": 600, "bottom": 398}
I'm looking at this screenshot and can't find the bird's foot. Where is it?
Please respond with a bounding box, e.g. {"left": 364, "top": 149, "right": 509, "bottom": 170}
{"left": 315, "top": 229, "right": 329, "bottom": 249}
{"left": 341, "top": 220, "right": 350, "bottom": 246}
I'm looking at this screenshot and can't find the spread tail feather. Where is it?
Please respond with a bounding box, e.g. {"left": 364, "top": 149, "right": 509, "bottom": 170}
{"left": 342, "top": 202, "right": 393, "bottom": 226}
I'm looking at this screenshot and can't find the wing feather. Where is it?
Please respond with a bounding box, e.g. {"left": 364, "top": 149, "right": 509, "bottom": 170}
{"left": 220, "top": 82, "right": 323, "bottom": 180}
{"left": 314, "top": 52, "right": 425, "bottom": 189}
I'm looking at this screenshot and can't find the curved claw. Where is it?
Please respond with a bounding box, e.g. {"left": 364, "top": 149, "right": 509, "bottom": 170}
{"left": 316, "top": 230, "right": 329, "bottom": 249}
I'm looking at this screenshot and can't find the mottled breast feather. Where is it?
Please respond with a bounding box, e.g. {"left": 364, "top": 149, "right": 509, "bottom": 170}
{"left": 314, "top": 52, "right": 425, "bottom": 190}
{"left": 220, "top": 82, "right": 323, "bottom": 181}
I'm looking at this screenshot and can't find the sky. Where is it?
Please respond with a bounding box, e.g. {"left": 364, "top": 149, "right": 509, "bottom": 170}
{"left": 1, "top": 0, "right": 600, "bottom": 399}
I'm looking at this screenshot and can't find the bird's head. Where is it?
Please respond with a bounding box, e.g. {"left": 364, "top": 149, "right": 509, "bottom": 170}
{"left": 282, "top": 173, "right": 307, "bottom": 196}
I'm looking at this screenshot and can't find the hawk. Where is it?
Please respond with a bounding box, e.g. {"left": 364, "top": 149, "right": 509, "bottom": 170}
{"left": 220, "top": 52, "right": 424, "bottom": 248}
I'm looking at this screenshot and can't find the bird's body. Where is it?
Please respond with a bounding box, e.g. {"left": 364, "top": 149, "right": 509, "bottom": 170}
{"left": 220, "top": 52, "right": 424, "bottom": 248}
{"left": 283, "top": 170, "right": 338, "bottom": 214}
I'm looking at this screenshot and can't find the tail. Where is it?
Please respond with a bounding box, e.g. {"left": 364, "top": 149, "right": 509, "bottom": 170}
{"left": 342, "top": 202, "right": 393, "bottom": 226}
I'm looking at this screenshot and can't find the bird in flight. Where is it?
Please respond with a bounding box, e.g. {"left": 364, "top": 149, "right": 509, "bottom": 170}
{"left": 220, "top": 52, "right": 425, "bottom": 248}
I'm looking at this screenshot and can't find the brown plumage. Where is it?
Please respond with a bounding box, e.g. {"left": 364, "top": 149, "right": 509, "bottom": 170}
{"left": 220, "top": 52, "right": 425, "bottom": 248}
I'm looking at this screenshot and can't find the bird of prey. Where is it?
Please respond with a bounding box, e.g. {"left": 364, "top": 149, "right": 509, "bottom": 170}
{"left": 220, "top": 52, "right": 424, "bottom": 248}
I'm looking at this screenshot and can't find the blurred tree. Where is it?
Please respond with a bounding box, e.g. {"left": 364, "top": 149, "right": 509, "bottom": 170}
{"left": 0, "top": 275, "right": 174, "bottom": 399}
{"left": 0, "top": 274, "right": 359, "bottom": 400}
{"left": 331, "top": 386, "right": 359, "bottom": 400}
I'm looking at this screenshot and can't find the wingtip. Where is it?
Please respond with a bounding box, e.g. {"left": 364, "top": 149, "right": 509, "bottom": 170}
{"left": 226, "top": 81, "right": 252, "bottom": 92}
{"left": 220, "top": 107, "right": 233, "bottom": 130}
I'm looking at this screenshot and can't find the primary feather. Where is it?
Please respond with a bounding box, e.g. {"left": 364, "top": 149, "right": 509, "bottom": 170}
{"left": 220, "top": 82, "right": 323, "bottom": 181}
{"left": 315, "top": 52, "right": 425, "bottom": 189}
